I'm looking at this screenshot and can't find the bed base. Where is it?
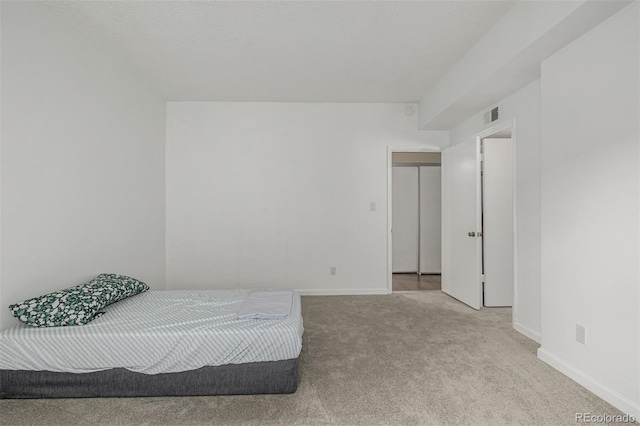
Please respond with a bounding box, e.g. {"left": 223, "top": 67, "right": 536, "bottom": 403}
{"left": 0, "top": 358, "right": 298, "bottom": 399}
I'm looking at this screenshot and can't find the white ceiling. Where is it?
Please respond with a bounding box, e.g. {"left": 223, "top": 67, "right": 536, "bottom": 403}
{"left": 45, "top": 1, "right": 516, "bottom": 102}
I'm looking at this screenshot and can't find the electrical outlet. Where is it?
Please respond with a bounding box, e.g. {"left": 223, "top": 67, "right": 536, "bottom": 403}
{"left": 576, "top": 324, "right": 586, "bottom": 345}
{"left": 330, "top": 266, "right": 336, "bottom": 276}
{"left": 369, "top": 202, "right": 376, "bottom": 212}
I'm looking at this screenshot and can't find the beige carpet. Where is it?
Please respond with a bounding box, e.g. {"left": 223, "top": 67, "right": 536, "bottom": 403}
{"left": 0, "top": 292, "right": 625, "bottom": 425}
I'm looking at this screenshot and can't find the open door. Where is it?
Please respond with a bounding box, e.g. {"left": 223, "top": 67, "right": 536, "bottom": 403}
{"left": 441, "top": 139, "right": 482, "bottom": 309}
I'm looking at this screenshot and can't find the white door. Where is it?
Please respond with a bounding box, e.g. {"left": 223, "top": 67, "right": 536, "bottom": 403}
{"left": 419, "top": 166, "right": 442, "bottom": 273}
{"left": 483, "top": 138, "right": 513, "bottom": 306}
{"left": 392, "top": 167, "right": 419, "bottom": 273}
{"left": 441, "top": 140, "right": 482, "bottom": 309}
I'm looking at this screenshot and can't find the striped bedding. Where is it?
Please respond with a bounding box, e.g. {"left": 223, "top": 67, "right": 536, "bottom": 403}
{"left": 0, "top": 290, "right": 303, "bottom": 375}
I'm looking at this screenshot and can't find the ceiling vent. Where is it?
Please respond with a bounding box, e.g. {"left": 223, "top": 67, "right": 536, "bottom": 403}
{"left": 484, "top": 106, "right": 499, "bottom": 125}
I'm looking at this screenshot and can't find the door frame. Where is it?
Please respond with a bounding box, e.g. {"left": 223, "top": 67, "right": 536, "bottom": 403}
{"left": 386, "top": 146, "right": 441, "bottom": 294}
{"left": 473, "top": 118, "right": 517, "bottom": 324}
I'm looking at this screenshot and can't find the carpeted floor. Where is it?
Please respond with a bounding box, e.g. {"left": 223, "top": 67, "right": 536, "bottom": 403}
{"left": 0, "top": 292, "right": 625, "bottom": 425}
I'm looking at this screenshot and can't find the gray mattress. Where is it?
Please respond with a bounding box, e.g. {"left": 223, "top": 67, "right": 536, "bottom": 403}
{"left": 0, "top": 358, "right": 299, "bottom": 399}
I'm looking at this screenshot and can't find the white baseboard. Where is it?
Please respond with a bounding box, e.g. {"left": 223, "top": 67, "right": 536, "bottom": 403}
{"left": 537, "top": 348, "right": 640, "bottom": 419}
{"left": 513, "top": 322, "right": 541, "bottom": 343}
{"left": 295, "top": 288, "right": 389, "bottom": 296}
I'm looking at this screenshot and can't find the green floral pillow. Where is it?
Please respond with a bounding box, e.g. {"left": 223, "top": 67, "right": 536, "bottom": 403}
{"left": 9, "top": 274, "right": 149, "bottom": 327}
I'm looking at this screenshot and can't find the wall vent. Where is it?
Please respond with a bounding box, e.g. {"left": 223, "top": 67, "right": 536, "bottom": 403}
{"left": 484, "top": 106, "right": 499, "bottom": 124}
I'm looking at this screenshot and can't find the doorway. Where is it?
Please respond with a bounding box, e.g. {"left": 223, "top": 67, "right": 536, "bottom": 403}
{"left": 391, "top": 158, "right": 442, "bottom": 291}
{"left": 386, "top": 147, "right": 442, "bottom": 293}
{"left": 481, "top": 134, "right": 513, "bottom": 307}
{"left": 440, "top": 119, "right": 516, "bottom": 313}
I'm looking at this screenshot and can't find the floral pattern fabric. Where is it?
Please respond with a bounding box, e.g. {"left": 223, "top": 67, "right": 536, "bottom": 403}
{"left": 9, "top": 274, "right": 149, "bottom": 327}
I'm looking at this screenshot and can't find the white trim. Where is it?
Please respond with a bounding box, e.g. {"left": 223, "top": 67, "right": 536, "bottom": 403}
{"left": 296, "top": 288, "right": 389, "bottom": 296}
{"left": 513, "top": 322, "right": 540, "bottom": 343}
{"left": 387, "top": 146, "right": 442, "bottom": 295}
{"left": 537, "top": 348, "right": 640, "bottom": 419}
{"left": 475, "top": 118, "right": 513, "bottom": 140}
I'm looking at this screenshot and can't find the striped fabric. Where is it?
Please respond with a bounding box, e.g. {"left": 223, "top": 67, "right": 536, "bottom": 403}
{"left": 0, "top": 290, "right": 303, "bottom": 375}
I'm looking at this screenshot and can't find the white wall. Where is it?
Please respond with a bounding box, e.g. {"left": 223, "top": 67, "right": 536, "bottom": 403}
{"left": 166, "top": 103, "right": 448, "bottom": 293}
{"left": 537, "top": 3, "right": 639, "bottom": 417}
{"left": 450, "top": 80, "right": 541, "bottom": 341}
{"left": 0, "top": 3, "right": 167, "bottom": 330}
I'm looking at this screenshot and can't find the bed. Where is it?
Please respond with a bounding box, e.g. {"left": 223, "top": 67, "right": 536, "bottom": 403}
{"left": 0, "top": 289, "right": 304, "bottom": 398}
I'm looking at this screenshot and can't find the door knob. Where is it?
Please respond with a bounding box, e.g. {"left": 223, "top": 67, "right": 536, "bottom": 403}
{"left": 468, "top": 231, "right": 476, "bottom": 237}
